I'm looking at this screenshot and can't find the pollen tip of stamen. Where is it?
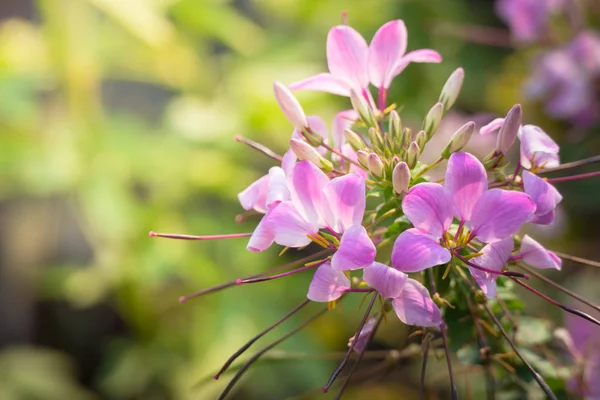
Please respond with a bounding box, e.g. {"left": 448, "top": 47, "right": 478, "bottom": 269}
{"left": 524, "top": 274, "right": 530, "bottom": 280}
{"left": 322, "top": 387, "right": 329, "bottom": 393}
{"left": 213, "top": 374, "right": 220, "bottom": 380}
{"left": 234, "top": 135, "right": 243, "bottom": 142}
{"left": 149, "top": 231, "right": 156, "bottom": 237}
{"left": 178, "top": 296, "right": 187, "bottom": 304}
{"left": 236, "top": 279, "right": 244, "bottom": 285}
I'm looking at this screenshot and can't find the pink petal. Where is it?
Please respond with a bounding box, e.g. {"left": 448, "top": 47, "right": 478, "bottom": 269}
{"left": 363, "top": 261, "right": 407, "bottom": 298}
{"left": 327, "top": 25, "right": 369, "bottom": 92}
{"left": 520, "top": 235, "right": 562, "bottom": 270}
{"left": 392, "top": 279, "right": 442, "bottom": 327}
{"left": 331, "top": 225, "right": 376, "bottom": 270}
{"left": 519, "top": 124, "right": 560, "bottom": 169}
{"left": 247, "top": 215, "right": 275, "bottom": 252}
{"left": 391, "top": 49, "right": 442, "bottom": 76}
{"left": 289, "top": 73, "right": 352, "bottom": 97}
{"left": 445, "top": 152, "right": 488, "bottom": 221}
{"left": 391, "top": 228, "right": 452, "bottom": 273}
{"left": 470, "top": 189, "right": 536, "bottom": 243}
{"left": 348, "top": 316, "right": 376, "bottom": 353}
{"left": 323, "top": 173, "right": 366, "bottom": 233}
{"left": 266, "top": 167, "right": 290, "bottom": 206}
{"left": 332, "top": 109, "right": 358, "bottom": 150}
{"left": 273, "top": 81, "right": 308, "bottom": 130}
{"left": 532, "top": 210, "right": 556, "bottom": 225}
{"left": 267, "top": 201, "right": 317, "bottom": 248}
{"left": 238, "top": 174, "right": 269, "bottom": 213}
{"left": 281, "top": 150, "right": 297, "bottom": 175}
{"left": 307, "top": 263, "right": 351, "bottom": 302}
{"left": 522, "top": 170, "right": 562, "bottom": 217}
{"left": 402, "top": 182, "right": 453, "bottom": 237}
{"left": 368, "top": 20, "right": 407, "bottom": 89}
{"left": 469, "top": 237, "right": 513, "bottom": 298}
{"left": 288, "top": 160, "right": 330, "bottom": 226}
{"left": 479, "top": 118, "right": 505, "bottom": 135}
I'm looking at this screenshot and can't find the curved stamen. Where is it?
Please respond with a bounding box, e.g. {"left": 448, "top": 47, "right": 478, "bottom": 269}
{"left": 149, "top": 232, "right": 252, "bottom": 240}
{"left": 453, "top": 251, "right": 529, "bottom": 279}
{"left": 237, "top": 258, "right": 329, "bottom": 285}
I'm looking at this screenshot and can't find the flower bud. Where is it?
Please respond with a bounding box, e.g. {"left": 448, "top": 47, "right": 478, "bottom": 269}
{"left": 496, "top": 104, "right": 522, "bottom": 154}
{"left": 344, "top": 129, "right": 366, "bottom": 151}
{"left": 392, "top": 161, "right": 410, "bottom": 195}
{"left": 350, "top": 89, "right": 376, "bottom": 127}
{"left": 356, "top": 150, "right": 370, "bottom": 168}
{"left": 273, "top": 81, "right": 308, "bottom": 131}
{"left": 367, "top": 153, "right": 385, "bottom": 178}
{"left": 439, "top": 68, "right": 464, "bottom": 112}
{"left": 441, "top": 121, "right": 475, "bottom": 159}
{"left": 415, "top": 130, "right": 427, "bottom": 151}
{"left": 388, "top": 110, "right": 402, "bottom": 139}
{"left": 406, "top": 141, "right": 420, "bottom": 169}
{"left": 289, "top": 138, "right": 333, "bottom": 172}
{"left": 367, "top": 127, "right": 383, "bottom": 150}
{"left": 423, "top": 102, "right": 444, "bottom": 140}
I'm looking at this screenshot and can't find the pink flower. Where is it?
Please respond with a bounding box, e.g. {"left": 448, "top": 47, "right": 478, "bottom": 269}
{"left": 348, "top": 316, "right": 377, "bottom": 353}
{"left": 391, "top": 152, "right": 536, "bottom": 297}
{"left": 522, "top": 170, "right": 562, "bottom": 225}
{"left": 363, "top": 262, "right": 442, "bottom": 326}
{"left": 468, "top": 237, "right": 514, "bottom": 298}
{"left": 496, "top": 0, "right": 566, "bottom": 43}
{"left": 247, "top": 161, "right": 376, "bottom": 271}
{"left": 289, "top": 20, "right": 441, "bottom": 97}
{"left": 516, "top": 235, "right": 562, "bottom": 270}
{"left": 307, "top": 262, "right": 351, "bottom": 302}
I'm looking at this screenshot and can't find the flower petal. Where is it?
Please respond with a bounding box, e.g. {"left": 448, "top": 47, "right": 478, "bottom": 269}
{"left": 273, "top": 81, "right": 308, "bottom": 130}
{"left": 331, "top": 225, "right": 376, "bottom": 270}
{"left": 391, "top": 228, "right": 451, "bottom": 273}
{"left": 307, "top": 263, "right": 351, "bottom": 302}
{"left": 238, "top": 174, "right": 269, "bottom": 213}
{"left": 479, "top": 118, "right": 505, "bottom": 135}
{"left": 368, "top": 20, "right": 407, "bottom": 89}
{"left": 266, "top": 167, "right": 290, "bottom": 206}
{"left": 402, "top": 182, "right": 453, "bottom": 237}
{"left": 247, "top": 215, "right": 275, "bottom": 252}
{"left": 520, "top": 235, "right": 562, "bottom": 270}
{"left": 445, "top": 152, "right": 488, "bottom": 221}
{"left": 391, "top": 49, "right": 442, "bottom": 76}
{"left": 469, "top": 237, "right": 513, "bottom": 298}
{"left": 392, "top": 279, "right": 442, "bottom": 327}
{"left": 288, "top": 160, "right": 329, "bottom": 225}
{"left": 348, "top": 316, "right": 376, "bottom": 353}
{"left": 363, "top": 261, "right": 407, "bottom": 298}
{"left": 470, "top": 189, "right": 536, "bottom": 243}
{"left": 267, "top": 201, "right": 317, "bottom": 248}
{"left": 281, "top": 149, "right": 297, "bottom": 175}
{"left": 519, "top": 124, "right": 560, "bottom": 169}
{"left": 327, "top": 25, "right": 369, "bottom": 92}
{"left": 522, "top": 170, "right": 562, "bottom": 217}
{"left": 532, "top": 210, "right": 556, "bottom": 225}
{"left": 289, "top": 73, "right": 352, "bottom": 96}
{"left": 323, "top": 173, "right": 366, "bottom": 233}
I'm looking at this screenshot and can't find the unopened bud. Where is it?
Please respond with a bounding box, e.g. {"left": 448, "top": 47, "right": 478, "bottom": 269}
{"left": 389, "top": 110, "right": 402, "bottom": 139}
{"left": 289, "top": 138, "right": 333, "bottom": 172}
{"left": 273, "top": 81, "right": 308, "bottom": 131}
{"left": 423, "top": 102, "right": 444, "bottom": 139}
{"left": 439, "top": 68, "right": 464, "bottom": 112}
{"left": 442, "top": 121, "right": 475, "bottom": 158}
{"left": 303, "top": 127, "right": 324, "bottom": 147}
{"left": 367, "top": 153, "right": 385, "bottom": 178}
{"left": 367, "top": 127, "right": 383, "bottom": 150}
{"left": 391, "top": 155, "right": 400, "bottom": 166}
{"left": 350, "top": 89, "right": 376, "bottom": 127}
{"left": 406, "top": 141, "right": 420, "bottom": 169}
{"left": 392, "top": 161, "right": 410, "bottom": 195}
{"left": 415, "top": 130, "right": 427, "bottom": 152}
{"left": 344, "top": 129, "right": 365, "bottom": 151}
{"left": 496, "top": 104, "right": 521, "bottom": 154}
{"left": 356, "top": 150, "right": 370, "bottom": 168}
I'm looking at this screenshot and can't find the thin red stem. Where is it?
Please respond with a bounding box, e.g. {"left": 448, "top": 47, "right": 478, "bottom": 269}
{"left": 453, "top": 251, "right": 529, "bottom": 279}
{"left": 546, "top": 170, "right": 600, "bottom": 183}
{"left": 237, "top": 259, "right": 329, "bottom": 285}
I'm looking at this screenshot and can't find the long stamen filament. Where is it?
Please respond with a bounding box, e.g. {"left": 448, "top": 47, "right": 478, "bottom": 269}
{"left": 149, "top": 232, "right": 252, "bottom": 240}
{"left": 237, "top": 259, "right": 329, "bottom": 285}
{"left": 453, "top": 252, "right": 529, "bottom": 279}
{"left": 546, "top": 170, "right": 600, "bottom": 184}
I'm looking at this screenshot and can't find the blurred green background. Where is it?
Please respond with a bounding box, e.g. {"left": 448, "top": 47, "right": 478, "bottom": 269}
{"left": 1, "top": 0, "right": 599, "bottom": 399}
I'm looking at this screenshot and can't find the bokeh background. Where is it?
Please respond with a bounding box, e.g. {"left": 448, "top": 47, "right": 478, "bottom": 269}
{"left": 1, "top": 0, "right": 599, "bottom": 399}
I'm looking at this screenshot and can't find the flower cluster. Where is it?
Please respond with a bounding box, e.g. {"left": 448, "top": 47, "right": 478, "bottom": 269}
{"left": 152, "top": 18, "right": 600, "bottom": 399}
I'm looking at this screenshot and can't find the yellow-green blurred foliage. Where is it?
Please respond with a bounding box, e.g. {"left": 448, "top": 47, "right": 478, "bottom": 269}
{"left": 1, "top": 1, "right": 600, "bottom": 399}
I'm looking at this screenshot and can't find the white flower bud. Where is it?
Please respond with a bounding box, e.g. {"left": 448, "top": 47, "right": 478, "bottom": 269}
{"left": 273, "top": 81, "right": 308, "bottom": 131}
{"left": 356, "top": 150, "right": 370, "bottom": 168}
{"left": 350, "top": 89, "right": 376, "bottom": 127}
{"left": 344, "top": 129, "right": 366, "bottom": 151}
{"left": 367, "top": 153, "right": 385, "bottom": 178}
{"left": 392, "top": 161, "right": 410, "bottom": 195}
{"left": 496, "top": 104, "right": 522, "bottom": 154}
{"left": 406, "top": 141, "right": 420, "bottom": 169}
{"left": 423, "top": 102, "right": 444, "bottom": 140}
{"left": 415, "top": 130, "right": 427, "bottom": 151}
{"left": 442, "top": 121, "right": 476, "bottom": 159}
{"left": 439, "top": 68, "right": 464, "bottom": 112}
{"left": 289, "top": 138, "right": 332, "bottom": 172}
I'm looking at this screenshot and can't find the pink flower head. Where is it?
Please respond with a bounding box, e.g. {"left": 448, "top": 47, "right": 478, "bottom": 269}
{"left": 247, "top": 160, "right": 376, "bottom": 270}
{"left": 391, "top": 152, "right": 536, "bottom": 297}
{"left": 363, "top": 262, "right": 442, "bottom": 326}
{"left": 307, "top": 262, "right": 351, "bottom": 302}
{"left": 496, "top": 0, "right": 566, "bottom": 43}
{"left": 289, "top": 20, "right": 441, "bottom": 97}
{"left": 519, "top": 125, "right": 560, "bottom": 169}
{"left": 522, "top": 170, "right": 562, "bottom": 225}
{"left": 563, "top": 312, "right": 600, "bottom": 399}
